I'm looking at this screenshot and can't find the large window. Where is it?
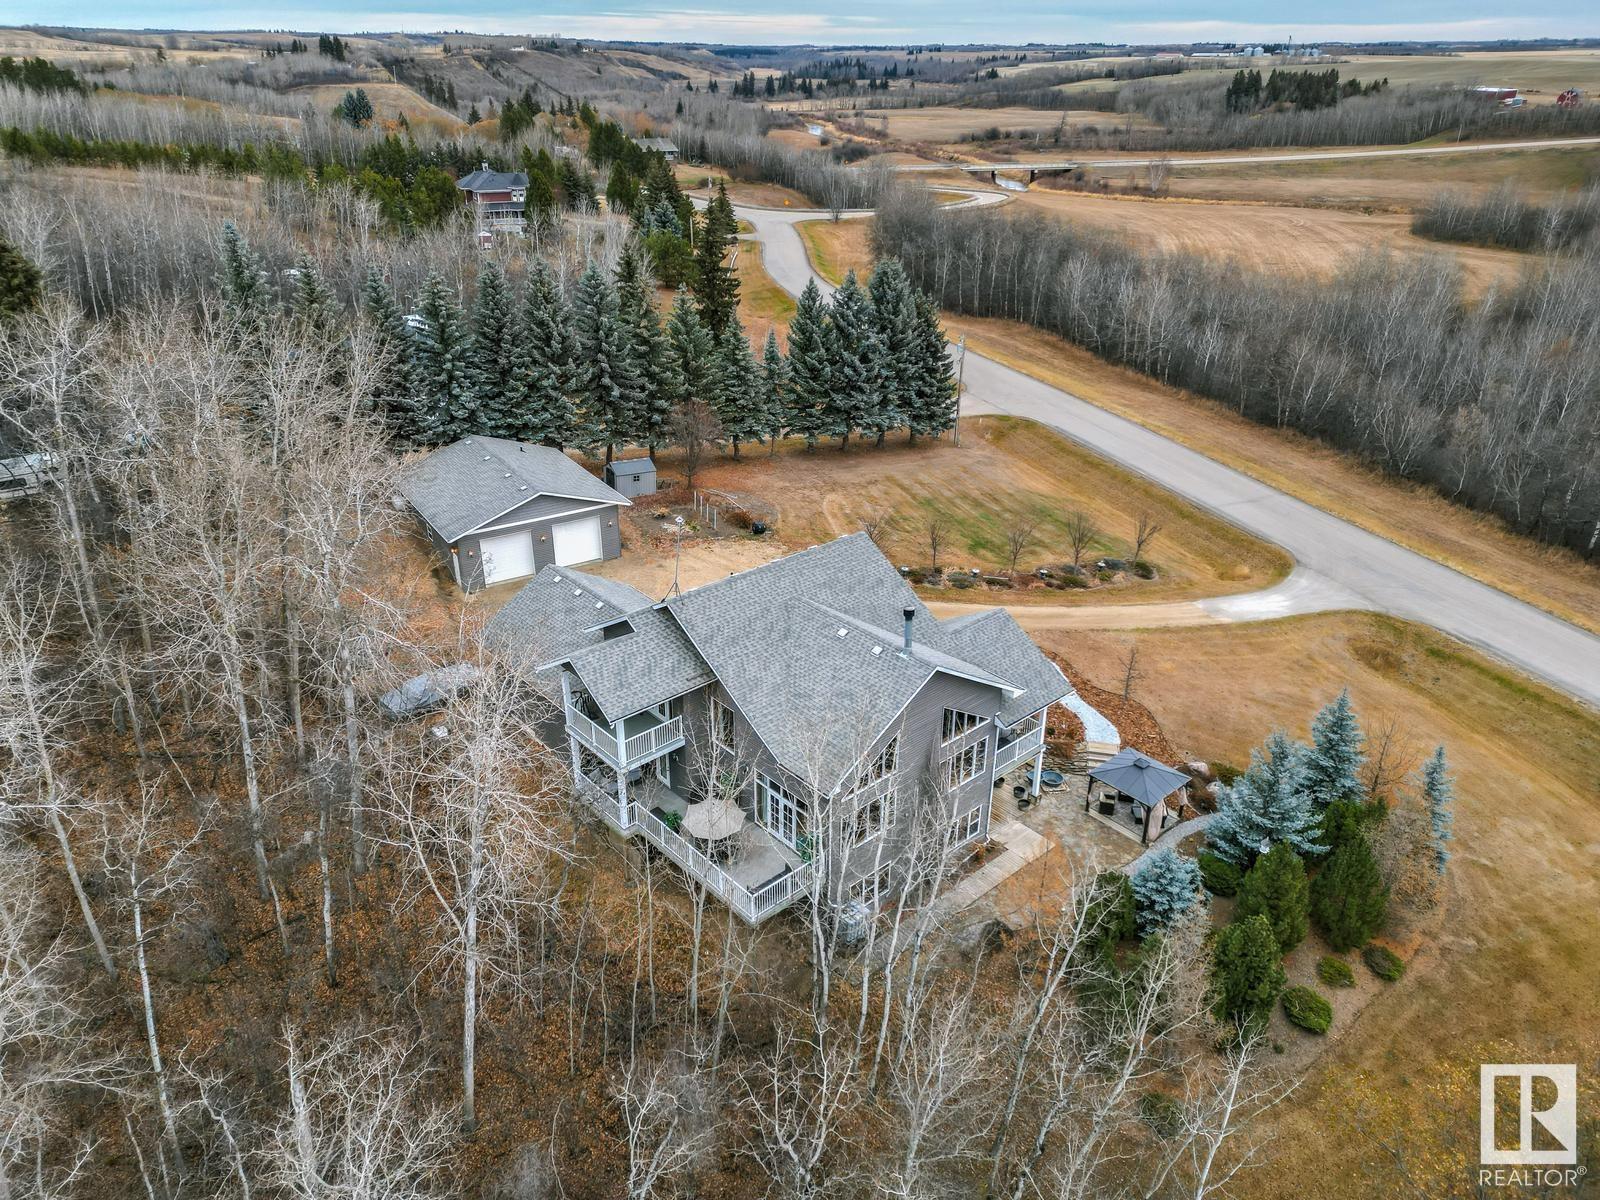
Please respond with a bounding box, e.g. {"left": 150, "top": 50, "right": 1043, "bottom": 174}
{"left": 850, "top": 788, "right": 896, "bottom": 847}
{"left": 946, "top": 738, "right": 988, "bottom": 790}
{"left": 756, "top": 772, "right": 809, "bottom": 849}
{"left": 848, "top": 865, "right": 894, "bottom": 908}
{"left": 710, "top": 696, "right": 737, "bottom": 753}
{"left": 942, "top": 708, "right": 983, "bottom": 744}
{"left": 855, "top": 736, "right": 898, "bottom": 792}
{"left": 953, "top": 805, "right": 984, "bottom": 846}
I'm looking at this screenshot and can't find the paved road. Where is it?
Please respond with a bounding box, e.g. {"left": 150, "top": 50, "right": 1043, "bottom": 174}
{"left": 733, "top": 199, "right": 1600, "bottom": 709}
{"left": 888, "top": 136, "right": 1600, "bottom": 173}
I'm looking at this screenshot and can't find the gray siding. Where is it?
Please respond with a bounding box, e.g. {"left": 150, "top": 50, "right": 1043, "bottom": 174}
{"left": 606, "top": 462, "right": 656, "bottom": 498}
{"left": 434, "top": 502, "right": 624, "bottom": 591}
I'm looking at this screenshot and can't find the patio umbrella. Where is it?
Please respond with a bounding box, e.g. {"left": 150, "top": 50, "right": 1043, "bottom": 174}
{"left": 682, "top": 796, "right": 747, "bottom": 841}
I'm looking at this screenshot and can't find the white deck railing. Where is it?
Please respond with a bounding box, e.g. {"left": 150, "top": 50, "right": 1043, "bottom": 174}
{"left": 994, "top": 721, "right": 1046, "bottom": 775}
{"left": 637, "top": 807, "right": 814, "bottom": 924}
{"left": 566, "top": 706, "right": 684, "bottom": 771}
{"left": 622, "top": 716, "right": 684, "bottom": 768}
{"left": 575, "top": 770, "right": 635, "bottom": 832}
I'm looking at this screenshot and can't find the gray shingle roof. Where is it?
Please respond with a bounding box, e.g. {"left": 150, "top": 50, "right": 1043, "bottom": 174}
{"left": 939, "top": 608, "right": 1072, "bottom": 726}
{"left": 562, "top": 606, "right": 716, "bottom": 722}
{"left": 632, "top": 137, "right": 678, "bottom": 153}
{"left": 1089, "top": 748, "right": 1190, "bottom": 807}
{"left": 483, "top": 566, "right": 651, "bottom": 673}
{"left": 401, "top": 437, "right": 630, "bottom": 542}
{"left": 457, "top": 168, "right": 528, "bottom": 192}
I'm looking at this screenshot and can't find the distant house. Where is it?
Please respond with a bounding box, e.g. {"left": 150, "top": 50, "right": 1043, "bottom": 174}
{"left": 485, "top": 533, "right": 1092, "bottom": 924}
{"left": 631, "top": 136, "right": 680, "bottom": 162}
{"left": 400, "top": 437, "right": 631, "bottom": 591}
{"left": 604, "top": 456, "right": 656, "bottom": 498}
{"left": 456, "top": 163, "right": 528, "bottom": 233}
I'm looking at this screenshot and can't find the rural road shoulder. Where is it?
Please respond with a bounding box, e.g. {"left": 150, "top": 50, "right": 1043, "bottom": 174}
{"left": 729, "top": 197, "right": 1600, "bottom": 709}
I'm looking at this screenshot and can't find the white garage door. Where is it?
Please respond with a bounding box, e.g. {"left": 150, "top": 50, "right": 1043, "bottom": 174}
{"left": 479, "top": 530, "right": 535, "bottom": 584}
{"left": 551, "top": 515, "right": 603, "bottom": 566}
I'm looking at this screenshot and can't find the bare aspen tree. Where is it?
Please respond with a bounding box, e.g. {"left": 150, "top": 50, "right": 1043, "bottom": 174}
{"left": 1133, "top": 510, "right": 1164, "bottom": 563}
{"left": 857, "top": 508, "right": 893, "bottom": 548}
{"left": 925, "top": 515, "right": 948, "bottom": 573}
{"left": 1063, "top": 510, "right": 1098, "bottom": 572}
{"left": 378, "top": 655, "right": 571, "bottom": 1131}
{"left": 0, "top": 555, "right": 117, "bottom": 977}
{"left": 1004, "top": 513, "right": 1042, "bottom": 576}
{"left": 737, "top": 1021, "right": 862, "bottom": 1200}
{"left": 261, "top": 1024, "right": 457, "bottom": 1200}
{"left": 614, "top": 1052, "right": 721, "bottom": 1200}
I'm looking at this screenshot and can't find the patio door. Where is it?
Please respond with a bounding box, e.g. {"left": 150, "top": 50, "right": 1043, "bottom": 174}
{"left": 756, "top": 773, "right": 808, "bottom": 849}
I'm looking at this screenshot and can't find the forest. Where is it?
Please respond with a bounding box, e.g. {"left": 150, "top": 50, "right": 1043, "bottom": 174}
{"left": 874, "top": 191, "right": 1600, "bottom": 557}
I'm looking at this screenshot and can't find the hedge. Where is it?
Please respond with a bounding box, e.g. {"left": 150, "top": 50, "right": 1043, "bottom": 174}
{"left": 1282, "top": 985, "right": 1333, "bottom": 1033}
{"left": 1362, "top": 944, "right": 1405, "bottom": 981}
{"left": 1316, "top": 956, "right": 1355, "bottom": 988}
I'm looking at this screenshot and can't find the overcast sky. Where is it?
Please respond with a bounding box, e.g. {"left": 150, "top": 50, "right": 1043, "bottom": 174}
{"left": 10, "top": 1, "right": 1593, "bottom": 45}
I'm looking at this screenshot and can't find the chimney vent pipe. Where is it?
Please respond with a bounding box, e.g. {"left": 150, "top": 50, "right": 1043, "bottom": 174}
{"left": 902, "top": 607, "right": 915, "bottom": 652}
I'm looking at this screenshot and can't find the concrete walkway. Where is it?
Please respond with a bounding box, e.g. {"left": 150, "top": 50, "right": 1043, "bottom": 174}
{"left": 931, "top": 819, "right": 1051, "bottom": 920}
{"left": 1121, "top": 812, "right": 1219, "bottom": 876}
{"left": 730, "top": 198, "right": 1600, "bottom": 709}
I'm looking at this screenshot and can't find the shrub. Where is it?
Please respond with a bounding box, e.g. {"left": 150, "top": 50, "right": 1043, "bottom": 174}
{"left": 1059, "top": 573, "right": 1090, "bottom": 588}
{"left": 1212, "top": 762, "right": 1242, "bottom": 786}
{"left": 949, "top": 575, "right": 975, "bottom": 589}
{"left": 1361, "top": 944, "right": 1405, "bottom": 981}
{"left": 1138, "top": 1091, "right": 1183, "bottom": 1136}
{"left": 1096, "top": 568, "right": 1117, "bottom": 582}
{"left": 1132, "top": 560, "right": 1157, "bottom": 579}
{"left": 1281, "top": 985, "right": 1333, "bottom": 1033}
{"left": 1317, "top": 956, "right": 1355, "bottom": 987}
{"left": 1084, "top": 871, "right": 1137, "bottom": 953}
{"left": 1311, "top": 836, "right": 1388, "bottom": 951}
{"left": 1210, "top": 914, "right": 1284, "bottom": 1034}
{"left": 982, "top": 575, "right": 1013, "bottom": 588}
{"left": 1235, "top": 843, "right": 1310, "bottom": 953}
{"left": 1197, "top": 851, "right": 1241, "bottom": 897}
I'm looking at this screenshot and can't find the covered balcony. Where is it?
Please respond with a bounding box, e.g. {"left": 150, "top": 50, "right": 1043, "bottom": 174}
{"left": 565, "top": 701, "right": 685, "bottom": 774}
{"left": 993, "top": 713, "right": 1047, "bottom": 776}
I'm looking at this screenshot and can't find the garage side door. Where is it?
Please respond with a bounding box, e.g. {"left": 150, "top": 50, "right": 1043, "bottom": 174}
{"left": 551, "top": 515, "right": 603, "bottom": 566}
{"left": 480, "top": 530, "right": 535, "bottom": 584}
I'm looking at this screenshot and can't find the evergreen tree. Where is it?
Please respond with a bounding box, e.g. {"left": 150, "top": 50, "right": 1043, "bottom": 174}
{"left": 1129, "top": 847, "right": 1204, "bottom": 936}
{"left": 467, "top": 261, "right": 518, "bottom": 437}
{"left": 908, "top": 290, "right": 956, "bottom": 440}
{"left": 615, "top": 251, "right": 673, "bottom": 452}
{"left": 411, "top": 274, "right": 473, "bottom": 447}
{"left": 1420, "top": 746, "right": 1454, "bottom": 875}
{"left": 338, "top": 88, "right": 375, "bottom": 126}
{"left": 359, "top": 266, "right": 416, "bottom": 437}
{"left": 287, "top": 253, "right": 338, "bottom": 335}
{"left": 866, "top": 258, "right": 918, "bottom": 444}
{"left": 759, "top": 329, "right": 789, "bottom": 454}
{"left": 1304, "top": 689, "right": 1366, "bottom": 809}
{"left": 712, "top": 327, "right": 765, "bottom": 458}
{"left": 570, "top": 263, "right": 642, "bottom": 460}
{"left": 663, "top": 287, "right": 717, "bottom": 416}
{"left": 1207, "top": 731, "right": 1326, "bottom": 865}
{"left": 1234, "top": 842, "right": 1310, "bottom": 953}
{"left": 826, "top": 270, "right": 885, "bottom": 448}
{"left": 783, "top": 280, "right": 832, "bottom": 450}
{"left": 216, "top": 221, "right": 271, "bottom": 324}
{"left": 509, "top": 262, "right": 577, "bottom": 447}
{"left": 0, "top": 235, "right": 43, "bottom": 321}
{"left": 692, "top": 183, "right": 741, "bottom": 338}
{"left": 1084, "top": 870, "right": 1137, "bottom": 955}
{"left": 1210, "top": 914, "right": 1284, "bottom": 1035}
{"left": 1310, "top": 836, "right": 1388, "bottom": 951}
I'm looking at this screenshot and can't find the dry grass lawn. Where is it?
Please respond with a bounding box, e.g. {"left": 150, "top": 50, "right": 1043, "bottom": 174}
{"left": 847, "top": 105, "right": 1148, "bottom": 144}
{"left": 1042, "top": 612, "right": 1600, "bottom": 1198}
{"left": 288, "top": 81, "right": 459, "bottom": 126}
{"left": 676, "top": 164, "right": 817, "bottom": 210}
{"left": 732, "top": 237, "right": 796, "bottom": 348}
{"left": 792, "top": 216, "right": 1600, "bottom": 634}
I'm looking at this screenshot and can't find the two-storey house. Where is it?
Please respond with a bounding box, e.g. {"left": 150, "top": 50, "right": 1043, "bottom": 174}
{"left": 485, "top": 534, "right": 1077, "bottom": 923}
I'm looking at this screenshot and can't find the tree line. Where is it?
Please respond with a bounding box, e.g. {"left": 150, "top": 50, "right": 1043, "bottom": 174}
{"left": 0, "top": 55, "right": 85, "bottom": 95}
{"left": 1413, "top": 181, "right": 1600, "bottom": 253}
{"left": 875, "top": 191, "right": 1600, "bottom": 557}
{"left": 1224, "top": 68, "right": 1386, "bottom": 112}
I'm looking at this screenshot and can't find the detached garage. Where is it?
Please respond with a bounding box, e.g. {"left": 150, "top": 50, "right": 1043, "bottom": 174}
{"left": 401, "top": 437, "right": 631, "bottom": 592}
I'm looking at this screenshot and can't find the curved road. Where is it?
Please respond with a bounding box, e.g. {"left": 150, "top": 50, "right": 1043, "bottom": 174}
{"left": 732, "top": 196, "right": 1600, "bottom": 709}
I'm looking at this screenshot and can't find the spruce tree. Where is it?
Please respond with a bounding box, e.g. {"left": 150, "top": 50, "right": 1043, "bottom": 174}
{"left": 0, "top": 235, "right": 43, "bottom": 321}
{"left": 287, "top": 253, "right": 338, "bottom": 336}
{"left": 712, "top": 327, "right": 764, "bottom": 458}
{"left": 663, "top": 287, "right": 717, "bottom": 416}
{"left": 1210, "top": 914, "right": 1284, "bottom": 1035}
{"left": 1234, "top": 842, "right": 1310, "bottom": 953}
{"left": 1129, "top": 847, "right": 1204, "bottom": 936}
{"left": 1304, "top": 689, "right": 1366, "bottom": 809}
{"left": 1207, "top": 731, "right": 1325, "bottom": 865}
{"left": 412, "top": 274, "right": 473, "bottom": 447}
{"left": 467, "top": 261, "right": 518, "bottom": 437}
{"left": 359, "top": 267, "right": 416, "bottom": 438}
{"left": 1310, "top": 836, "right": 1387, "bottom": 951}
{"left": 826, "top": 270, "right": 886, "bottom": 449}
{"left": 693, "top": 182, "right": 741, "bottom": 337}
{"left": 759, "top": 329, "right": 789, "bottom": 454}
{"left": 867, "top": 258, "right": 918, "bottom": 443}
{"left": 509, "top": 262, "right": 577, "bottom": 447}
{"left": 909, "top": 290, "right": 956, "bottom": 440}
{"left": 615, "top": 251, "right": 673, "bottom": 452}
{"left": 783, "top": 280, "right": 832, "bottom": 450}
{"left": 571, "top": 263, "right": 643, "bottom": 460}
{"left": 217, "top": 221, "right": 271, "bottom": 324}
{"left": 1420, "top": 746, "right": 1453, "bottom": 875}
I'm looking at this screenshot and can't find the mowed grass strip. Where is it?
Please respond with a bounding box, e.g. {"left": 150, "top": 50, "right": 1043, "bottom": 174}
{"left": 1047, "top": 611, "right": 1600, "bottom": 1199}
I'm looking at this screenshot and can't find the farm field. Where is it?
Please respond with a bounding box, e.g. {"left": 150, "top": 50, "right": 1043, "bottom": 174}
{"left": 585, "top": 414, "right": 1290, "bottom": 605}
{"left": 1274, "top": 49, "right": 1600, "bottom": 103}
{"left": 286, "top": 81, "right": 459, "bottom": 125}
{"left": 842, "top": 104, "right": 1153, "bottom": 143}
{"left": 1012, "top": 188, "right": 1534, "bottom": 295}
{"left": 1040, "top": 611, "right": 1600, "bottom": 1198}
{"left": 792, "top": 216, "right": 1600, "bottom": 634}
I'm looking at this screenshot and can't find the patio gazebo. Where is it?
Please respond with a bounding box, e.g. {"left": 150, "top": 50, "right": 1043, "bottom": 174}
{"left": 1085, "top": 748, "right": 1192, "bottom": 845}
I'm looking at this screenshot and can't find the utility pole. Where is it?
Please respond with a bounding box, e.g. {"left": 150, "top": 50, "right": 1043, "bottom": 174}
{"left": 953, "top": 335, "right": 966, "bottom": 447}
